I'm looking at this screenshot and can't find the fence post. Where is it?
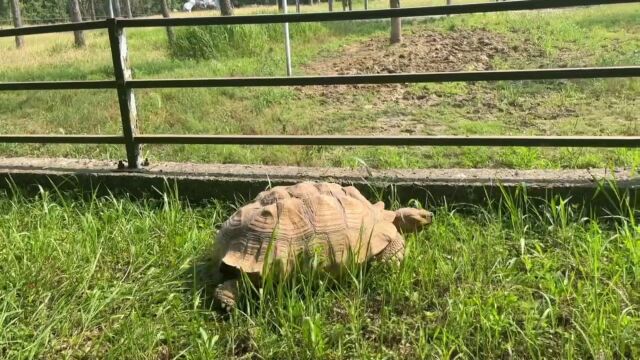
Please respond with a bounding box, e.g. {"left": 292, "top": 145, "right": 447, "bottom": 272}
{"left": 107, "top": 18, "right": 141, "bottom": 169}
{"left": 282, "top": 0, "right": 292, "bottom": 76}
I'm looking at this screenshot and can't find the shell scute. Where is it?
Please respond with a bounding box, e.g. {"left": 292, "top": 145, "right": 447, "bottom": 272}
{"left": 215, "top": 183, "right": 401, "bottom": 276}
{"left": 256, "top": 186, "right": 291, "bottom": 206}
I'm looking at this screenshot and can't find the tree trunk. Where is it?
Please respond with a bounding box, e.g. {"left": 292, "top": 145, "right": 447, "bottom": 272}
{"left": 328, "top": 0, "right": 333, "bottom": 11}
{"left": 69, "top": 0, "right": 86, "bottom": 47}
{"left": 113, "top": 0, "right": 121, "bottom": 17}
{"left": 160, "top": 0, "right": 175, "bottom": 46}
{"left": 90, "top": 0, "right": 96, "bottom": 20}
{"left": 390, "top": 0, "right": 401, "bottom": 44}
{"left": 107, "top": 0, "right": 114, "bottom": 17}
{"left": 220, "top": 0, "right": 234, "bottom": 16}
{"left": 9, "top": 0, "right": 23, "bottom": 49}
{"left": 124, "top": 0, "right": 132, "bottom": 17}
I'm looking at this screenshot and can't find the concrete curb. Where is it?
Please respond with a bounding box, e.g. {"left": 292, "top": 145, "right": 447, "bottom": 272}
{"left": 0, "top": 157, "right": 638, "bottom": 206}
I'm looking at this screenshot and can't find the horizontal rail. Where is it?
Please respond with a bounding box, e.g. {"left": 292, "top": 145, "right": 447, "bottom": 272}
{"left": 4, "top": 67, "right": 637, "bottom": 92}
{"left": 136, "top": 135, "right": 640, "bottom": 147}
{"left": 0, "top": 135, "right": 125, "bottom": 144}
{"left": 1, "top": 0, "right": 638, "bottom": 37}
{"left": 120, "top": 0, "right": 638, "bottom": 27}
{"left": 127, "top": 67, "right": 640, "bottom": 89}
{"left": 0, "top": 80, "right": 117, "bottom": 91}
{"left": 0, "top": 19, "right": 106, "bottom": 37}
{"left": 0, "top": 135, "right": 637, "bottom": 147}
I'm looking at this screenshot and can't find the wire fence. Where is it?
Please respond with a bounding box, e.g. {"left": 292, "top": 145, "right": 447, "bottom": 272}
{"left": 0, "top": 0, "right": 639, "bottom": 169}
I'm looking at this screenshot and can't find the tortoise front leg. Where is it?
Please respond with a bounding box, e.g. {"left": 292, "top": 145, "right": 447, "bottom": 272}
{"left": 214, "top": 279, "right": 240, "bottom": 312}
{"left": 375, "top": 234, "right": 405, "bottom": 263}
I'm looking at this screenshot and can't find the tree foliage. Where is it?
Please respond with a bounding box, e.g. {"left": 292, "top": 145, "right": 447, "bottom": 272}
{"left": 1, "top": 0, "right": 184, "bottom": 23}
{"left": 0, "top": 0, "right": 322, "bottom": 24}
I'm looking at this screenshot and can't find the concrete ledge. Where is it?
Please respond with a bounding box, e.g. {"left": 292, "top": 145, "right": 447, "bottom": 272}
{"left": 0, "top": 157, "right": 638, "bottom": 207}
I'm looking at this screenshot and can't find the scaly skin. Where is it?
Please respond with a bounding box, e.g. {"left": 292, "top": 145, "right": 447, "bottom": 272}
{"left": 376, "top": 233, "right": 406, "bottom": 262}
{"left": 214, "top": 279, "right": 240, "bottom": 312}
{"left": 376, "top": 208, "right": 432, "bottom": 263}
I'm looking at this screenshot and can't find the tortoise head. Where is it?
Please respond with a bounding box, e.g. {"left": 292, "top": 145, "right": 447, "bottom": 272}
{"left": 393, "top": 208, "right": 433, "bottom": 233}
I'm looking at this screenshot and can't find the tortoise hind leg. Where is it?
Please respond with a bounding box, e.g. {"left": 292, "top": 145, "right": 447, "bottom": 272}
{"left": 214, "top": 279, "right": 240, "bottom": 312}
{"left": 375, "top": 234, "right": 405, "bottom": 263}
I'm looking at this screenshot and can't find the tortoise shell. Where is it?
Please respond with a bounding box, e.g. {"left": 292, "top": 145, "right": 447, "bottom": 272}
{"left": 214, "top": 182, "right": 401, "bottom": 276}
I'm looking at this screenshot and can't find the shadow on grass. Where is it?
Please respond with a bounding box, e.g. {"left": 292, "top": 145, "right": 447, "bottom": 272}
{"left": 182, "top": 250, "right": 228, "bottom": 313}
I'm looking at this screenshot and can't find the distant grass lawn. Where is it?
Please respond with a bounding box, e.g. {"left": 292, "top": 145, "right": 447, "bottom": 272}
{"left": 0, "top": 2, "right": 638, "bottom": 170}
{"left": 0, "top": 187, "right": 638, "bottom": 358}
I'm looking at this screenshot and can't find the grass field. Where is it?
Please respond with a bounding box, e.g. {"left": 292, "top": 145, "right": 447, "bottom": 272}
{"left": 0, "top": 186, "right": 638, "bottom": 358}
{"left": 2, "top": 3, "right": 639, "bottom": 358}
{"left": 0, "top": 2, "right": 639, "bottom": 169}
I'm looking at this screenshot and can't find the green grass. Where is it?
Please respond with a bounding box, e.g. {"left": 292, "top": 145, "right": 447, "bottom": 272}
{"left": 0, "top": 185, "right": 639, "bottom": 358}
{"left": 0, "top": 4, "right": 639, "bottom": 169}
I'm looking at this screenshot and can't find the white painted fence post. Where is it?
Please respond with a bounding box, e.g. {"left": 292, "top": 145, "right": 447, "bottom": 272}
{"left": 283, "top": 0, "right": 293, "bottom": 76}
{"left": 108, "top": 18, "right": 141, "bottom": 168}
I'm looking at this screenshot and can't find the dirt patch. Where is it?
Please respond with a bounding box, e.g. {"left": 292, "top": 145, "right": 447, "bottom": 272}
{"left": 307, "top": 29, "right": 516, "bottom": 75}
{"left": 299, "top": 28, "right": 541, "bottom": 107}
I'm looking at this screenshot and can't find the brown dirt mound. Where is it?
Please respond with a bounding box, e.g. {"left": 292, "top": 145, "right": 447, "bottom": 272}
{"left": 299, "top": 28, "right": 540, "bottom": 105}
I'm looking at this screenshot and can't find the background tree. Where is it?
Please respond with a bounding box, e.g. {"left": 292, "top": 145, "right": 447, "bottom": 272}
{"left": 89, "top": 0, "right": 96, "bottom": 20}
{"left": 390, "top": 0, "right": 401, "bottom": 43}
{"left": 69, "top": 0, "right": 85, "bottom": 47}
{"left": 0, "top": 0, "right": 7, "bottom": 19}
{"left": 18, "top": 0, "right": 67, "bottom": 23}
{"left": 2, "top": 0, "right": 185, "bottom": 23}
{"left": 10, "top": 0, "right": 24, "bottom": 48}
{"left": 220, "top": 0, "right": 233, "bottom": 15}
{"left": 107, "top": 0, "right": 114, "bottom": 17}
{"left": 113, "top": 0, "right": 121, "bottom": 16}
{"left": 160, "top": 0, "right": 175, "bottom": 46}
{"left": 124, "top": 0, "right": 132, "bottom": 17}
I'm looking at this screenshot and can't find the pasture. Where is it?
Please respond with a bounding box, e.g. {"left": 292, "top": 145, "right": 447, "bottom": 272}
{"left": 0, "top": 3, "right": 638, "bottom": 169}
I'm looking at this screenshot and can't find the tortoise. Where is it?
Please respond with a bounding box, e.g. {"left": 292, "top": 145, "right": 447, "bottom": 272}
{"left": 211, "top": 182, "right": 432, "bottom": 310}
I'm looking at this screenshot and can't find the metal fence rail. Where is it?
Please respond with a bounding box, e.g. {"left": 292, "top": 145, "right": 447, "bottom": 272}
{"left": 1, "top": 0, "right": 639, "bottom": 169}
{"left": 2, "top": 135, "right": 637, "bottom": 147}
{"left": 2, "top": 67, "right": 639, "bottom": 91}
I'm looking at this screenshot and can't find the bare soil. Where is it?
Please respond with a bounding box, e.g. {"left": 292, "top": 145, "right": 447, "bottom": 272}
{"left": 299, "top": 28, "right": 542, "bottom": 106}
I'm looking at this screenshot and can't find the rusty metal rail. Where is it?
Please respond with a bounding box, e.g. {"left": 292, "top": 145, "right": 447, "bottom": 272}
{"left": 2, "top": 67, "right": 639, "bottom": 91}
{"left": 1, "top": 0, "right": 639, "bottom": 169}
{"left": 2, "top": 135, "right": 638, "bottom": 147}
{"left": 133, "top": 135, "right": 640, "bottom": 147}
